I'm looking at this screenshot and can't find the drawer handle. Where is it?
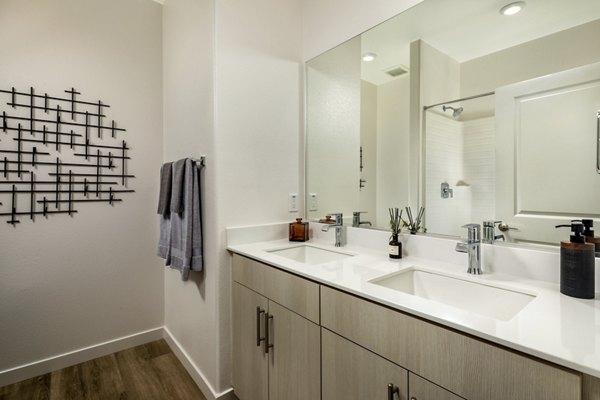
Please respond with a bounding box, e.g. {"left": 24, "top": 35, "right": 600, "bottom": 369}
{"left": 256, "top": 307, "right": 265, "bottom": 347}
{"left": 265, "top": 313, "right": 274, "bottom": 354}
{"left": 387, "top": 383, "right": 399, "bottom": 400}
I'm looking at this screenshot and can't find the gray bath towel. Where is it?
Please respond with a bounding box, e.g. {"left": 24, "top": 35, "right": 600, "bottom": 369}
{"left": 157, "top": 162, "right": 172, "bottom": 215}
{"left": 157, "top": 213, "right": 171, "bottom": 261}
{"left": 170, "top": 158, "right": 187, "bottom": 214}
{"left": 157, "top": 158, "right": 203, "bottom": 280}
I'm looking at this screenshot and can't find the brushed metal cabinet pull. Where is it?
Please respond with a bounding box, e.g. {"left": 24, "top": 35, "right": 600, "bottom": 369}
{"left": 256, "top": 307, "right": 265, "bottom": 347}
{"left": 387, "top": 383, "right": 399, "bottom": 400}
{"left": 264, "top": 313, "right": 274, "bottom": 354}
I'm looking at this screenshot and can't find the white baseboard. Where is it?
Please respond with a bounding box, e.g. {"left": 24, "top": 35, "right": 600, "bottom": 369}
{"left": 163, "top": 327, "right": 235, "bottom": 400}
{"left": 0, "top": 327, "right": 164, "bottom": 387}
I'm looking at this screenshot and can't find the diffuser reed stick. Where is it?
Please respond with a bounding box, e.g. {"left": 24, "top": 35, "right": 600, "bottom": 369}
{"left": 389, "top": 207, "right": 402, "bottom": 236}
{"left": 403, "top": 206, "right": 426, "bottom": 234}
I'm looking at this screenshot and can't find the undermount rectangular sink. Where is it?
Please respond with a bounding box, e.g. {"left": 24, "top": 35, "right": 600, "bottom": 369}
{"left": 267, "top": 244, "right": 352, "bottom": 265}
{"left": 371, "top": 268, "right": 536, "bottom": 321}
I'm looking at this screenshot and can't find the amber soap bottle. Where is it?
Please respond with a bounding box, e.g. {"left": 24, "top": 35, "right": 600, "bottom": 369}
{"left": 289, "top": 218, "right": 309, "bottom": 242}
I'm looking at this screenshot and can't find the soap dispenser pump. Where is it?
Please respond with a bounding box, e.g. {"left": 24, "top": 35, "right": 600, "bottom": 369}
{"left": 581, "top": 219, "right": 600, "bottom": 257}
{"left": 555, "top": 221, "right": 595, "bottom": 299}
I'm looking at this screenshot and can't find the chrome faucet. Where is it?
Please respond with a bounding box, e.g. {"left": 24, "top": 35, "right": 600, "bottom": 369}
{"left": 322, "top": 213, "right": 345, "bottom": 247}
{"left": 352, "top": 211, "right": 372, "bottom": 228}
{"left": 482, "top": 220, "right": 505, "bottom": 244}
{"left": 455, "top": 223, "right": 482, "bottom": 274}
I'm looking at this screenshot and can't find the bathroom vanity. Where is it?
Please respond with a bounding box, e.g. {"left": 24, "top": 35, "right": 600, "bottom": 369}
{"left": 228, "top": 224, "right": 600, "bottom": 400}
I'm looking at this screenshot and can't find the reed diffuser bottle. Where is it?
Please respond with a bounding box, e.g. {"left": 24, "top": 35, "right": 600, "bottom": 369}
{"left": 389, "top": 208, "right": 402, "bottom": 259}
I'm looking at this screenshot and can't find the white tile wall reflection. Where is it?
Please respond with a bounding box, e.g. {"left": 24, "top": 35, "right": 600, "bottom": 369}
{"left": 425, "top": 112, "right": 495, "bottom": 236}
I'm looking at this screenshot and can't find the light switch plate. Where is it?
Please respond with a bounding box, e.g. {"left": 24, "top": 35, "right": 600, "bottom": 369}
{"left": 288, "top": 193, "right": 298, "bottom": 212}
{"left": 309, "top": 193, "right": 318, "bottom": 211}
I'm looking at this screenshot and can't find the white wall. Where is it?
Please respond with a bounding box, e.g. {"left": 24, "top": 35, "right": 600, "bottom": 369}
{"left": 420, "top": 41, "right": 460, "bottom": 108}
{"left": 359, "top": 81, "right": 377, "bottom": 221}
{"left": 162, "top": 0, "right": 222, "bottom": 397}
{"left": 461, "top": 19, "right": 600, "bottom": 97}
{"left": 0, "top": 0, "right": 164, "bottom": 381}
{"left": 302, "top": 0, "right": 423, "bottom": 61}
{"left": 215, "top": 0, "right": 302, "bottom": 390}
{"left": 162, "top": 0, "right": 302, "bottom": 396}
{"left": 376, "top": 77, "right": 410, "bottom": 227}
{"left": 306, "top": 37, "right": 361, "bottom": 221}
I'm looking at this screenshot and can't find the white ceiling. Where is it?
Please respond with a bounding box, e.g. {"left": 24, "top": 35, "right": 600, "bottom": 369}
{"left": 360, "top": 0, "right": 600, "bottom": 85}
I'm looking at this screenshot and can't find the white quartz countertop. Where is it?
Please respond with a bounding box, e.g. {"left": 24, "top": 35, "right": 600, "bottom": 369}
{"left": 227, "top": 234, "right": 600, "bottom": 378}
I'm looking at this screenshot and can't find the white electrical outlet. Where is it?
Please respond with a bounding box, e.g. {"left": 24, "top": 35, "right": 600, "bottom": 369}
{"left": 288, "top": 193, "right": 298, "bottom": 212}
{"left": 309, "top": 193, "right": 318, "bottom": 211}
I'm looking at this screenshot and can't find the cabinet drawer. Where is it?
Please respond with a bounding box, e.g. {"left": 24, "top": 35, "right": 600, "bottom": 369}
{"left": 409, "top": 373, "right": 464, "bottom": 400}
{"left": 321, "top": 286, "right": 581, "bottom": 400}
{"left": 233, "top": 254, "right": 320, "bottom": 323}
{"left": 322, "top": 328, "right": 408, "bottom": 400}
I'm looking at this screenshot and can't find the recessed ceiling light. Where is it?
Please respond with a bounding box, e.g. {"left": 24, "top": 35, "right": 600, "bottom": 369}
{"left": 362, "top": 53, "right": 377, "bottom": 62}
{"left": 500, "top": 1, "right": 526, "bottom": 16}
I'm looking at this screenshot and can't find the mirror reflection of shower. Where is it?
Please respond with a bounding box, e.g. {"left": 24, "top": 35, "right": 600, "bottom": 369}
{"left": 423, "top": 91, "right": 496, "bottom": 237}
{"left": 442, "top": 105, "right": 463, "bottom": 119}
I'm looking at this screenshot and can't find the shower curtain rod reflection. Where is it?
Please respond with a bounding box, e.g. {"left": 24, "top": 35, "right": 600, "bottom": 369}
{"left": 423, "top": 91, "right": 495, "bottom": 111}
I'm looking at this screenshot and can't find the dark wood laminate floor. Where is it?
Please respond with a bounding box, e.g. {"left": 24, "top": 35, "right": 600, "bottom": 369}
{"left": 0, "top": 340, "right": 207, "bottom": 400}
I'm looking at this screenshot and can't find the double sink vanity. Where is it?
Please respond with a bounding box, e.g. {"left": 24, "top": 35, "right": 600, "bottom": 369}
{"left": 269, "top": 242, "right": 534, "bottom": 322}
{"left": 228, "top": 223, "right": 600, "bottom": 400}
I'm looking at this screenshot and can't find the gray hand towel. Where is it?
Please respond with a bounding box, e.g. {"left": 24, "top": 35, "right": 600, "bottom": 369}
{"left": 157, "top": 214, "right": 171, "bottom": 261}
{"left": 170, "top": 158, "right": 187, "bottom": 214}
{"left": 157, "top": 162, "right": 173, "bottom": 215}
{"left": 190, "top": 163, "right": 203, "bottom": 271}
{"left": 164, "top": 158, "right": 203, "bottom": 280}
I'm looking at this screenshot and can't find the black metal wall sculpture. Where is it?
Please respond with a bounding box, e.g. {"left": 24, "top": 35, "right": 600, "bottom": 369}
{"left": 0, "top": 87, "right": 134, "bottom": 225}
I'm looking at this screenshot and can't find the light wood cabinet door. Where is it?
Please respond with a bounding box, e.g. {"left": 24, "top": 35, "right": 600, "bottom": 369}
{"left": 268, "top": 301, "right": 320, "bottom": 400}
{"left": 409, "top": 373, "right": 464, "bottom": 400}
{"left": 232, "top": 282, "right": 268, "bottom": 400}
{"left": 321, "top": 286, "right": 581, "bottom": 400}
{"left": 583, "top": 374, "right": 600, "bottom": 400}
{"left": 322, "top": 328, "right": 408, "bottom": 400}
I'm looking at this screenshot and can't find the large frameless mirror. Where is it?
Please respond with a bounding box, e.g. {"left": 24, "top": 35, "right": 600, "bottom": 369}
{"left": 305, "top": 0, "right": 600, "bottom": 245}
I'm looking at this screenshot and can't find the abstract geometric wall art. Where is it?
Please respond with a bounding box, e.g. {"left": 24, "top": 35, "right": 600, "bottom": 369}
{"left": 0, "top": 87, "right": 134, "bottom": 226}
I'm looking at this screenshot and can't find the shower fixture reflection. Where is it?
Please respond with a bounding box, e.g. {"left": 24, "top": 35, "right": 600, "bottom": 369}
{"left": 443, "top": 105, "right": 464, "bottom": 118}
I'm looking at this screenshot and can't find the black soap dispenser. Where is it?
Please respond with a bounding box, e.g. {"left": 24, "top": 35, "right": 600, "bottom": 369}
{"left": 555, "top": 221, "right": 595, "bottom": 299}
{"left": 581, "top": 219, "right": 600, "bottom": 257}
